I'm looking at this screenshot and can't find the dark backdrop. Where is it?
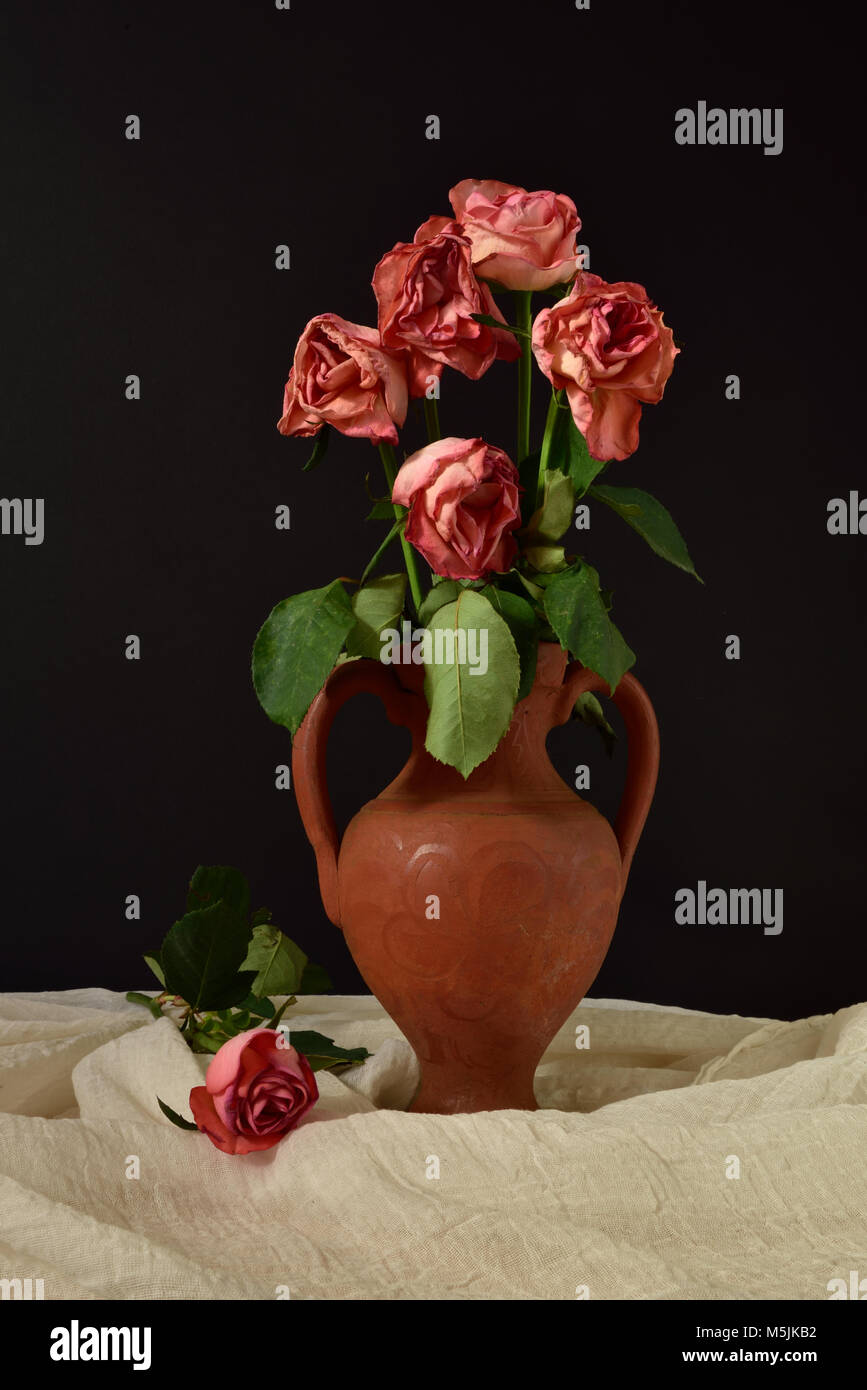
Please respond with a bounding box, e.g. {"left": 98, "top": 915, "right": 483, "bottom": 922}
{"left": 1, "top": 0, "right": 863, "bottom": 1018}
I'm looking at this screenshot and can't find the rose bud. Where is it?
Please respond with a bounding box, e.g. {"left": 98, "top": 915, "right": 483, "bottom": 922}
{"left": 189, "top": 1027, "right": 318, "bottom": 1155}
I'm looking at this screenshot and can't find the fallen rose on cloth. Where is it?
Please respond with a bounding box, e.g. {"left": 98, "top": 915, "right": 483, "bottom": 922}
{"left": 188, "top": 1027, "right": 319, "bottom": 1155}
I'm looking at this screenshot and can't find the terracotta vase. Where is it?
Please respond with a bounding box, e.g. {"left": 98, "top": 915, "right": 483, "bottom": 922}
{"left": 292, "top": 641, "right": 659, "bottom": 1114}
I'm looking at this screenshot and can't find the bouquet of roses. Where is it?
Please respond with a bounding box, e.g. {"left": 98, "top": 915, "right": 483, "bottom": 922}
{"left": 253, "top": 178, "right": 699, "bottom": 777}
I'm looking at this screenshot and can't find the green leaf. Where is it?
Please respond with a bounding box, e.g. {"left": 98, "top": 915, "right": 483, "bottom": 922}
{"left": 517, "top": 449, "right": 541, "bottom": 524}
{"left": 572, "top": 690, "right": 618, "bottom": 758}
{"left": 515, "top": 569, "right": 545, "bottom": 602}
{"left": 252, "top": 580, "right": 355, "bottom": 736}
{"left": 297, "top": 961, "right": 333, "bottom": 994}
{"left": 418, "top": 581, "right": 461, "bottom": 625}
{"left": 345, "top": 573, "right": 407, "bottom": 660}
{"left": 496, "top": 568, "right": 540, "bottom": 599}
{"left": 126, "top": 991, "right": 164, "bottom": 1020}
{"left": 522, "top": 544, "right": 567, "bottom": 572}
{"left": 547, "top": 410, "right": 609, "bottom": 495}
{"left": 366, "top": 499, "right": 401, "bottom": 520}
{"left": 187, "top": 1031, "right": 225, "bottom": 1054}
{"left": 360, "top": 516, "right": 405, "bottom": 587}
{"left": 161, "top": 900, "right": 255, "bottom": 1012}
{"left": 589, "top": 484, "right": 703, "bottom": 581}
{"left": 302, "top": 425, "right": 330, "bottom": 472}
{"left": 270, "top": 995, "right": 296, "bottom": 1030}
{"left": 142, "top": 952, "right": 165, "bottom": 987}
{"left": 157, "top": 1097, "right": 199, "bottom": 1131}
{"left": 480, "top": 586, "right": 539, "bottom": 702}
{"left": 285, "top": 1030, "right": 371, "bottom": 1072}
{"left": 522, "top": 468, "right": 575, "bottom": 544}
{"left": 543, "top": 563, "right": 636, "bottom": 693}
{"left": 524, "top": 566, "right": 571, "bottom": 589}
{"left": 240, "top": 922, "right": 308, "bottom": 997}
{"left": 239, "top": 992, "right": 276, "bottom": 1018}
{"left": 187, "top": 866, "right": 250, "bottom": 921}
{"left": 423, "top": 590, "right": 520, "bottom": 778}
{"left": 469, "top": 312, "right": 529, "bottom": 338}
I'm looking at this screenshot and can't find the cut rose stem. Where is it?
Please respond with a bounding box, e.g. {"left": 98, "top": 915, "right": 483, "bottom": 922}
{"left": 515, "top": 290, "right": 533, "bottom": 464}
{"left": 423, "top": 395, "right": 441, "bottom": 443}
{"left": 378, "top": 442, "right": 424, "bottom": 616}
{"left": 537, "top": 391, "right": 560, "bottom": 511}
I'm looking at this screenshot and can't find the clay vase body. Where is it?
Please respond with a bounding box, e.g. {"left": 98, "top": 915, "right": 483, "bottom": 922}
{"left": 292, "top": 642, "right": 659, "bottom": 1115}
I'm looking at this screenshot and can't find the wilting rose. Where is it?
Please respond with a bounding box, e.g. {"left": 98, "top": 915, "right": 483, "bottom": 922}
{"left": 392, "top": 437, "right": 521, "bottom": 581}
{"left": 418, "top": 180, "right": 580, "bottom": 292}
{"left": 278, "top": 314, "right": 408, "bottom": 446}
{"left": 189, "top": 1028, "right": 319, "bottom": 1155}
{"left": 532, "top": 273, "right": 678, "bottom": 461}
{"left": 373, "top": 220, "right": 520, "bottom": 396}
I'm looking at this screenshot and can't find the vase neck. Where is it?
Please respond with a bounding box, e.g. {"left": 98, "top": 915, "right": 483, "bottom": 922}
{"left": 389, "top": 644, "right": 572, "bottom": 800}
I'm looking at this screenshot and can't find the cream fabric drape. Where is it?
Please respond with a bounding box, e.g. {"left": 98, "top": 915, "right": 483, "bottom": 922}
{"left": 1, "top": 989, "right": 864, "bottom": 1299}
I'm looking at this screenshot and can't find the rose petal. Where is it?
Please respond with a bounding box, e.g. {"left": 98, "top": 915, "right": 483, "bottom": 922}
{"left": 189, "top": 1085, "right": 280, "bottom": 1155}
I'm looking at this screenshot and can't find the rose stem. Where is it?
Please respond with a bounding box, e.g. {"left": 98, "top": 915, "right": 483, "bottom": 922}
{"left": 537, "top": 391, "right": 559, "bottom": 511}
{"left": 378, "top": 442, "right": 424, "bottom": 616}
{"left": 423, "top": 395, "right": 441, "bottom": 443}
{"left": 515, "top": 290, "right": 534, "bottom": 463}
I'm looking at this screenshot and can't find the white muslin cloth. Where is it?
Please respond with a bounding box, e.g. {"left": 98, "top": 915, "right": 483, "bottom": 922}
{"left": 0, "top": 989, "right": 865, "bottom": 1300}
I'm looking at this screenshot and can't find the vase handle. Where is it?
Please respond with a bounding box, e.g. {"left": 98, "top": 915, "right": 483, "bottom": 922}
{"left": 291, "top": 659, "right": 420, "bottom": 929}
{"left": 558, "top": 662, "right": 660, "bottom": 896}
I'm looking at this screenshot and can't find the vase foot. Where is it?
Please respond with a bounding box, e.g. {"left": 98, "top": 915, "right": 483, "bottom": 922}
{"left": 407, "top": 1068, "right": 539, "bottom": 1115}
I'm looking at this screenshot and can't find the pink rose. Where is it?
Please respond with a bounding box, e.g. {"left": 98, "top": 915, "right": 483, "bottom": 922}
{"left": 392, "top": 437, "right": 521, "bottom": 581}
{"left": 532, "top": 272, "right": 678, "bottom": 461}
{"left": 189, "top": 1027, "right": 318, "bottom": 1155}
{"left": 372, "top": 220, "right": 520, "bottom": 397}
{"left": 421, "top": 179, "right": 580, "bottom": 292}
{"left": 278, "top": 314, "right": 408, "bottom": 446}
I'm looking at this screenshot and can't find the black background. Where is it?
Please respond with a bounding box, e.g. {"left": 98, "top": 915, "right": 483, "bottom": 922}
{"left": 1, "top": 0, "right": 863, "bottom": 1018}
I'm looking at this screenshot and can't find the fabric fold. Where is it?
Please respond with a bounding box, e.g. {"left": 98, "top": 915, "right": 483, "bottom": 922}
{"left": 0, "top": 988, "right": 864, "bottom": 1300}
